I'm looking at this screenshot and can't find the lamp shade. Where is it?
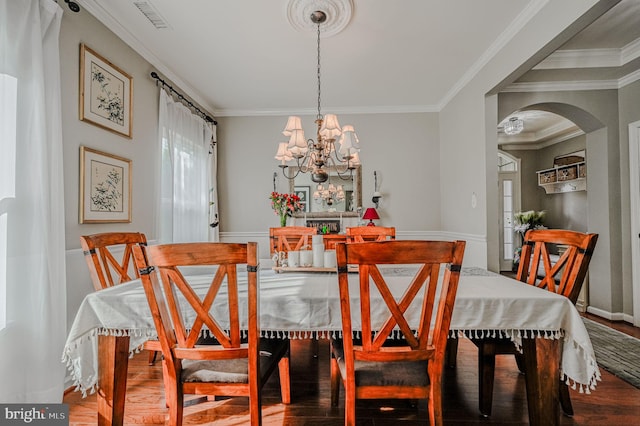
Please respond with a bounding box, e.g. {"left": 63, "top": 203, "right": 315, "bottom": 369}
{"left": 319, "top": 113, "right": 342, "bottom": 140}
{"left": 274, "top": 142, "right": 293, "bottom": 164}
{"left": 282, "top": 116, "right": 303, "bottom": 137}
{"left": 362, "top": 207, "right": 380, "bottom": 226}
{"left": 287, "top": 129, "right": 308, "bottom": 157}
{"left": 338, "top": 124, "right": 360, "bottom": 156}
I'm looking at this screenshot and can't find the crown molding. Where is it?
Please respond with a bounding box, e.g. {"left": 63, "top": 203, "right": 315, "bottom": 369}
{"left": 533, "top": 48, "right": 621, "bottom": 69}
{"left": 503, "top": 79, "right": 619, "bottom": 92}
{"left": 534, "top": 36, "right": 640, "bottom": 70}
{"left": 500, "top": 128, "right": 584, "bottom": 151}
{"left": 213, "top": 104, "right": 439, "bottom": 117}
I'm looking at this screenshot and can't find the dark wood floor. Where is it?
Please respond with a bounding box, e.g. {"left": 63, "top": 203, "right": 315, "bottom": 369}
{"left": 65, "top": 324, "right": 640, "bottom": 425}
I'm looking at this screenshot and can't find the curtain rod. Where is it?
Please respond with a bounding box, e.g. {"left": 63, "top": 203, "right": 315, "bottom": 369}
{"left": 150, "top": 72, "right": 217, "bottom": 125}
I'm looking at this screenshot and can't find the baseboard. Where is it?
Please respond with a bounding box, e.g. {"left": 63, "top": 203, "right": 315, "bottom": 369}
{"left": 586, "top": 306, "right": 633, "bottom": 323}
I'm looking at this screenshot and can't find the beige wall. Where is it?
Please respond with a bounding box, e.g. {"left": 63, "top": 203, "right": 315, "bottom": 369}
{"left": 618, "top": 78, "right": 640, "bottom": 315}
{"left": 440, "top": 0, "right": 599, "bottom": 267}
{"left": 217, "top": 112, "right": 441, "bottom": 234}
{"left": 59, "top": 9, "right": 162, "bottom": 328}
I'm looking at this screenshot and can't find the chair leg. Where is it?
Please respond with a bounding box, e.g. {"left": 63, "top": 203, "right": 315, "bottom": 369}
{"left": 278, "top": 353, "right": 291, "bottom": 404}
{"left": 249, "top": 391, "right": 262, "bottom": 426}
{"left": 166, "top": 380, "right": 183, "bottom": 426}
{"left": 344, "top": 387, "right": 356, "bottom": 426}
{"left": 330, "top": 354, "right": 340, "bottom": 407}
{"left": 515, "top": 352, "right": 526, "bottom": 374}
{"left": 445, "top": 338, "right": 459, "bottom": 368}
{"left": 478, "top": 341, "right": 496, "bottom": 417}
{"left": 148, "top": 350, "right": 158, "bottom": 365}
{"left": 559, "top": 382, "right": 574, "bottom": 416}
{"left": 428, "top": 376, "right": 444, "bottom": 426}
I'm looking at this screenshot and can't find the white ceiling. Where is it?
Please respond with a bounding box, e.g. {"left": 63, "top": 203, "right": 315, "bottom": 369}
{"left": 76, "top": 0, "right": 640, "bottom": 147}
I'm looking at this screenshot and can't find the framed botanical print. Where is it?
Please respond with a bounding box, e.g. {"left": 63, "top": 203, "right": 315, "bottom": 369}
{"left": 80, "top": 146, "right": 132, "bottom": 223}
{"left": 79, "top": 44, "right": 133, "bottom": 138}
{"left": 295, "top": 185, "right": 310, "bottom": 212}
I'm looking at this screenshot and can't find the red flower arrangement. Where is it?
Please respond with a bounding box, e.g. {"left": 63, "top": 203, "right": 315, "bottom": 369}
{"left": 270, "top": 192, "right": 303, "bottom": 227}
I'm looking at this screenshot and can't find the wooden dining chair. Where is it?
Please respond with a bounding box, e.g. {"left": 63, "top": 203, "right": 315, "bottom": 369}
{"left": 345, "top": 226, "right": 396, "bottom": 242}
{"left": 80, "top": 232, "right": 161, "bottom": 364}
{"left": 331, "top": 240, "right": 466, "bottom": 426}
{"left": 80, "top": 232, "right": 148, "bottom": 291}
{"left": 132, "top": 242, "right": 291, "bottom": 426}
{"left": 457, "top": 229, "right": 598, "bottom": 417}
{"left": 269, "top": 226, "right": 317, "bottom": 256}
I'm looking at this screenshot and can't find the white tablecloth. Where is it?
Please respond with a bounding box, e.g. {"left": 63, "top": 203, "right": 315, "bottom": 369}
{"left": 62, "top": 266, "right": 599, "bottom": 396}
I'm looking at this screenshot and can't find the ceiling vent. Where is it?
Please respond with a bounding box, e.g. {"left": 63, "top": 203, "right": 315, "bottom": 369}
{"left": 133, "top": 1, "right": 171, "bottom": 29}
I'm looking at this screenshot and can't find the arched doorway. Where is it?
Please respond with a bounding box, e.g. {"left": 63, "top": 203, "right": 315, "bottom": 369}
{"left": 493, "top": 100, "right": 611, "bottom": 314}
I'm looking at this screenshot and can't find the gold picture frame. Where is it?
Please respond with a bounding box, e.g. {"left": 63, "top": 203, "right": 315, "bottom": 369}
{"left": 80, "top": 146, "right": 132, "bottom": 223}
{"left": 79, "top": 44, "right": 133, "bottom": 138}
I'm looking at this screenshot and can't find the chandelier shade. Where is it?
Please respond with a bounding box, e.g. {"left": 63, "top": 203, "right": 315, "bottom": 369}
{"left": 275, "top": 142, "right": 293, "bottom": 164}
{"left": 275, "top": 9, "right": 360, "bottom": 183}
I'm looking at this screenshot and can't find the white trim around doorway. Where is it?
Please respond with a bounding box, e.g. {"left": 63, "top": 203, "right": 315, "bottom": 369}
{"left": 628, "top": 120, "right": 640, "bottom": 327}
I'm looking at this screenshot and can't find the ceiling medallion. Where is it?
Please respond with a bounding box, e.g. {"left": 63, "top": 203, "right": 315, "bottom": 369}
{"left": 287, "top": 0, "right": 353, "bottom": 37}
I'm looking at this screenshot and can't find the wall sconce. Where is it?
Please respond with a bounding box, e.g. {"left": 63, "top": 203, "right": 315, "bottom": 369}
{"left": 372, "top": 170, "right": 383, "bottom": 208}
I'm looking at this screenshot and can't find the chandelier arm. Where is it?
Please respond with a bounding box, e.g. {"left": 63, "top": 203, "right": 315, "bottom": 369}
{"left": 324, "top": 156, "right": 355, "bottom": 181}
{"left": 279, "top": 165, "right": 302, "bottom": 181}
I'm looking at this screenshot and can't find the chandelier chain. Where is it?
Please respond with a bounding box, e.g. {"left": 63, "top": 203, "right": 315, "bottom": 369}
{"left": 317, "top": 22, "right": 322, "bottom": 120}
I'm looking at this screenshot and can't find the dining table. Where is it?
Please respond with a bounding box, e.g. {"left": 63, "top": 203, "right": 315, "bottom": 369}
{"left": 62, "top": 264, "right": 600, "bottom": 426}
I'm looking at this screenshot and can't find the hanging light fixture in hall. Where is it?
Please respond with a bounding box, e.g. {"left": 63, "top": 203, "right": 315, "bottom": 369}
{"left": 275, "top": 9, "right": 361, "bottom": 184}
{"left": 503, "top": 117, "right": 524, "bottom": 135}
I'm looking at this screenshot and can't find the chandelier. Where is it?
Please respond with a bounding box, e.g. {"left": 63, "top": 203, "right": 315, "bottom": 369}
{"left": 314, "top": 182, "right": 345, "bottom": 206}
{"left": 275, "top": 10, "right": 361, "bottom": 184}
{"left": 503, "top": 117, "right": 524, "bottom": 135}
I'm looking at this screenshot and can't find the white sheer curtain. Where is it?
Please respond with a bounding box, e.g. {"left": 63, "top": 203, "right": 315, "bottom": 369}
{"left": 208, "top": 125, "right": 220, "bottom": 242}
{"left": 0, "top": 0, "right": 66, "bottom": 402}
{"left": 158, "top": 89, "right": 214, "bottom": 242}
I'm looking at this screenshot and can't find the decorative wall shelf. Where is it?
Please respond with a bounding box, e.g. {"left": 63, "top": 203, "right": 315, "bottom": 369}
{"left": 537, "top": 161, "right": 586, "bottom": 194}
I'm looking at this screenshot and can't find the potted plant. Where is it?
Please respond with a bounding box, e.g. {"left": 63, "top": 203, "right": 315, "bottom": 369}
{"left": 512, "top": 210, "right": 546, "bottom": 271}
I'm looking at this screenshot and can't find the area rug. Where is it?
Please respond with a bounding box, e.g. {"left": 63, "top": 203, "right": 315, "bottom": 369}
{"left": 582, "top": 318, "right": 640, "bottom": 388}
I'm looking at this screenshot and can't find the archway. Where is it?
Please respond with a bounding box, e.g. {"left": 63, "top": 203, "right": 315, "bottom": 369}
{"left": 491, "top": 98, "right": 616, "bottom": 316}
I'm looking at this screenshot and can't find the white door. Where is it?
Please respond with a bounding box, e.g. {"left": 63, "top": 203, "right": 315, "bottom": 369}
{"left": 498, "top": 172, "right": 520, "bottom": 271}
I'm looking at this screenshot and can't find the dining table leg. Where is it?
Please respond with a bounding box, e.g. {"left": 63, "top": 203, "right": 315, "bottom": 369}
{"left": 522, "top": 336, "right": 560, "bottom": 426}
{"left": 97, "top": 334, "right": 130, "bottom": 426}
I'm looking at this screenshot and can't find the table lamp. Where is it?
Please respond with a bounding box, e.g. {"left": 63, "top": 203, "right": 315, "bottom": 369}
{"left": 362, "top": 208, "right": 380, "bottom": 226}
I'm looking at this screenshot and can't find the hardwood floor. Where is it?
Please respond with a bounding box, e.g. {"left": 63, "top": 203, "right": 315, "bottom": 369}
{"left": 65, "top": 335, "right": 640, "bottom": 425}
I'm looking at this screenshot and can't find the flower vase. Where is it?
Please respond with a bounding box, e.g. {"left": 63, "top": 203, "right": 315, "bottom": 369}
{"left": 280, "top": 213, "right": 287, "bottom": 227}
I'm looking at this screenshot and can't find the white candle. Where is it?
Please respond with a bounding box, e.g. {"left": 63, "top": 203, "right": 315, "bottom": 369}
{"left": 288, "top": 251, "right": 300, "bottom": 267}
{"left": 300, "top": 250, "right": 313, "bottom": 267}
{"left": 324, "top": 250, "right": 336, "bottom": 268}
{"left": 312, "top": 243, "right": 324, "bottom": 267}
